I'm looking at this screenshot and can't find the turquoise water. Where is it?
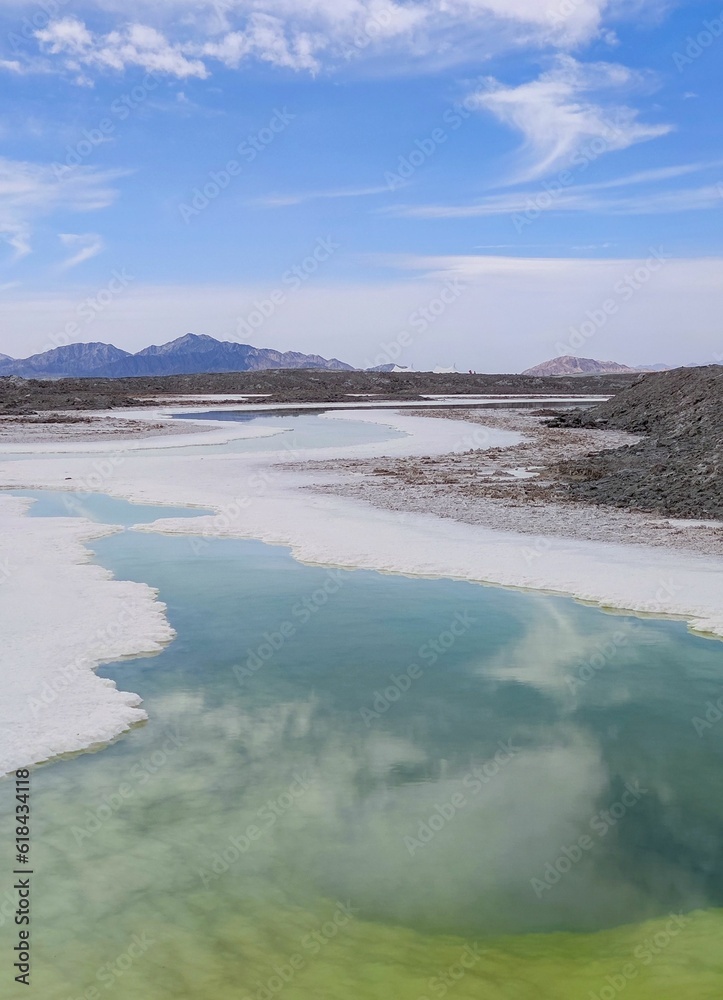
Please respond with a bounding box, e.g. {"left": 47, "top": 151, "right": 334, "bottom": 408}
{"left": 157, "top": 412, "right": 407, "bottom": 456}
{"left": 1, "top": 495, "right": 723, "bottom": 998}
{"left": 0, "top": 413, "right": 406, "bottom": 462}
{"left": 165, "top": 410, "right": 406, "bottom": 458}
{"left": 4, "top": 489, "right": 213, "bottom": 525}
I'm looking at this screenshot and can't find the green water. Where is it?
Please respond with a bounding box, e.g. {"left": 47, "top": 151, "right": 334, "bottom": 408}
{"left": 2, "top": 495, "right": 723, "bottom": 998}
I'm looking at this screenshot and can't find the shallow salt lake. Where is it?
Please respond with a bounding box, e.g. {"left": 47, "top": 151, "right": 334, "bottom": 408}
{"left": 155, "top": 411, "right": 409, "bottom": 458}
{"left": 172, "top": 410, "right": 409, "bottom": 454}
{"left": 4, "top": 489, "right": 214, "bottom": 525}
{"left": 0, "top": 412, "right": 407, "bottom": 462}
{"left": 2, "top": 493, "right": 723, "bottom": 998}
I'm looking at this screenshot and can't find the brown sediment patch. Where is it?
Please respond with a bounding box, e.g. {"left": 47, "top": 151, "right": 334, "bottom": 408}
{"left": 293, "top": 409, "right": 723, "bottom": 557}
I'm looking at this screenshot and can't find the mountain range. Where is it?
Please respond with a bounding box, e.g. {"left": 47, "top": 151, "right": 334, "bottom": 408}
{"left": 0, "top": 335, "right": 354, "bottom": 379}
{"left": 0, "top": 341, "right": 680, "bottom": 380}
{"left": 522, "top": 356, "right": 672, "bottom": 376}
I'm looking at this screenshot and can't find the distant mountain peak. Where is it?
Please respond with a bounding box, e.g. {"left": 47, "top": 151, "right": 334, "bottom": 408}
{"left": 522, "top": 356, "right": 639, "bottom": 376}
{"left": 0, "top": 342, "right": 132, "bottom": 379}
{"left": 0, "top": 335, "right": 354, "bottom": 378}
{"left": 137, "top": 333, "right": 221, "bottom": 356}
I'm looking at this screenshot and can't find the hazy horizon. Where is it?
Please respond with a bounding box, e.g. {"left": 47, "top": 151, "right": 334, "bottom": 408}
{"left": 1, "top": 2, "right": 722, "bottom": 370}
{"left": 0, "top": 329, "right": 698, "bottom": 374}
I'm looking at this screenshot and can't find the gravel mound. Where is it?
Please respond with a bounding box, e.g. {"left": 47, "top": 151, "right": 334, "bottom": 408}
{"left": 550, "top": 366, "right": 723, "bottom": 518}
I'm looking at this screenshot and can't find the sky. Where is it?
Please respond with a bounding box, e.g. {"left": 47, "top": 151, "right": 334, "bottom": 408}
{"left": 1, "top": 0, "right": 722, "bottom": 371}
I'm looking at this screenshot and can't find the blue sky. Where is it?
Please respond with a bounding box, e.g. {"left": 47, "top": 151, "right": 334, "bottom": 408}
{"left": 1, "top": 0, "right": 722, "bottom": 370}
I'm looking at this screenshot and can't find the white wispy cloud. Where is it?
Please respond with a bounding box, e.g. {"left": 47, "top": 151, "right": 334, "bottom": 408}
{"left": 578, "top": 184, "right": 723, "bottom": 214}
{"left": 572, "top": 161, "right": 723, "bottom": 191}
{"left": 469, "top": 56, "right": 671, "bottom": 182}
{"left": 57, "top": 232, "right": 105, "bottom": 270}
{"left": 198, "top": 14, "right": 323, "bottom": 72}
{"left": 0, "top": 1, "right": 642, "bottom": 81}
{"left": 386, "top": 161, "right": 723, "bottom": 219}
{"left": 253, "top": 184, "right": 394, "bottom": 208}
{"left": 35, "top": 19, "right": 209, "bottom": 79}
{"left": 0, "top": 157, "right": 124, "bottom": 260}
{"left": 376, "top": 252, "right": 621, "bottom": 278}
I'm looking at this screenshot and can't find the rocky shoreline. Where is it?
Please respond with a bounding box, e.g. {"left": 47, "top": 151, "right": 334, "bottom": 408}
{"left": 298, "top": 400, "right": 723, "bottom": 556}
{"left": 550, "top": 366, "right": 723, "bottom": 518}
{"left": 2, "top": 365, "right": 719, "bottom": 550}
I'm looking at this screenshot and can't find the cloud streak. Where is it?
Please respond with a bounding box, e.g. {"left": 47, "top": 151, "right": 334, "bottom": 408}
{"left": 253, "top": 184, "right": 394, "bottom": 208}
{"left": 0, "top": 157, "right": 124, "bottom": 260}
{"left": 58, "top": 231, "right": 105, "bottom": 270}
{"left": 470, "top": 56, "right": 671, "bottom": 183}
{"left": 386, "top": 162, "right": 723, "bottom": 219}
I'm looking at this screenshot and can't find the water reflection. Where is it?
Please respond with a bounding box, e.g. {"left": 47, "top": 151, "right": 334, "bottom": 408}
{"left": 84, "top": 536, "right": 723, "bottom": 937}
{"left": 1, "top": 530, "right": 722, "bottom": 998}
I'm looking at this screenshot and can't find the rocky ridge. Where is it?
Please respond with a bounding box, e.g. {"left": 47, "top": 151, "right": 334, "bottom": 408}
{"left": 549, "top": 366, "right": 723, "bottom": 518}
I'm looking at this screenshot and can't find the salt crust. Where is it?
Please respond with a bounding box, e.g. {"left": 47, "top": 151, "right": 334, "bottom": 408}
{"left": 0, "top": 496, "right": 173, "bottom": 776}
{"left": 2, "top": 406, "right": 721, "bottom": 774}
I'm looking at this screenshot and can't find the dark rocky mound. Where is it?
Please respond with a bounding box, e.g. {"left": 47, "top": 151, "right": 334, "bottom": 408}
{"left": 550, "top": 366, "right": 723, "bottom": 518}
